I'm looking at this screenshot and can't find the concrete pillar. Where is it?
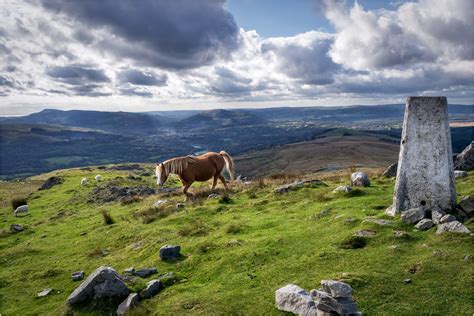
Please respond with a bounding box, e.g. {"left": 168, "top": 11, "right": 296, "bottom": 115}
{"left": 387, "top": 97, "right": 456, "bottom": 216}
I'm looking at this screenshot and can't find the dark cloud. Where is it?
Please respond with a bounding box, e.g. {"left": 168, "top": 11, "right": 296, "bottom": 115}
{"left": 117, "top": 69, "right": 167, "bottom": 86}
{"left": 119, "top": 87, "right": 153, "bottom": 98}
{"left": 69, "top": 84, "right": 111, "bottom": 97}
{"left": 46, "top": 65, "right": 109, "bottom": 85}
{"left": 40, "top": 0, "right": 239, "bottom": 69}
{"left": 0, "top": 75, "right": 16, "bottom": 88}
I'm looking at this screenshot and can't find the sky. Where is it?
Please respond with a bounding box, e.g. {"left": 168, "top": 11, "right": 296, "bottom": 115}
{"left": 0, "top": 0, "right": 473, "bottom": 115}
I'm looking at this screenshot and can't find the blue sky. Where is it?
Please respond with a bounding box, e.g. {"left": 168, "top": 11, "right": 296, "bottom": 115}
{"left": 0, "top": 0, "right": 472, "bottom": 115}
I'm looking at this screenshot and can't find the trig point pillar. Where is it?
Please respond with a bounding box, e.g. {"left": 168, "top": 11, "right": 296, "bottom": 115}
{"left": 387, "top": 96, "right": 456, "bottom": 216}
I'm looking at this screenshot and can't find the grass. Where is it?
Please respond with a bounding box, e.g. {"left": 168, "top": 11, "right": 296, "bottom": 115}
{"left": 0, "top": 166, "right": 473, "bottom": 315}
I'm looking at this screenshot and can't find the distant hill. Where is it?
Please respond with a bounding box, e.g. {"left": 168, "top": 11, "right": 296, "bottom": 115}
{"left": 175, "top": 109, "right": 267, "bottom": 129}
{"left": 0, "top": 109, "right": 165, "bottom": 135}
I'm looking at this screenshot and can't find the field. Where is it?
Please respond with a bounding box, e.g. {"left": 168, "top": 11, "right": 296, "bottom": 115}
{"left": 0, "top": 166, "right": 473, "bottom": 315}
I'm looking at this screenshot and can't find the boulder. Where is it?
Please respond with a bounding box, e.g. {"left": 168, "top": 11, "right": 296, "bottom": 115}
{"left": 275, "top": 284, "right": 317, "bottom": 316}
{"left": 415, "top": 219, "right": 434, "bottom": 231}
{"left": 159, "top": 245, "right": 181, "bottom": 261}
{"left": 10, "top": 224, "right": 24, "bottom": 233}
{"left": 382, "top": 163, "right": 398, "bottom": 178}
{"left": 351, "top": 172, "right": 370, "bottom": 187}
{"left": 66, "top": 266, "right": 130, "bottom": 306}
{"left": 139, "top": 279, "right": 162, "bottom": 299}
{"left": 134, "top": 267, "right": 157, "bottom": 278}
{"left": 72, "top": 271, "right": 85, "bottom": 281}
{"left": 14, "top": 205, "right": 29, "bottom": 217}
{"left": 117, "top": 293, "right": 139, "bottom": 315}
{"left": 123, "top": 267, "right": 135, "bottom": 275}
{"left": 454, "top": 170, "right": 468, "bottom": 178}
{"left": 320, "top": 280, "right": 352, "bottom": 298}
{"left": 436, "top": 221, "right": 471, "bottom": 234}
{"left": 37, "top": 288, "right": 53, "bottom": 297}
{"left": 39, "top": 176, "right": 62, "bottom": 190}
{"left": 439, "top": 214, "right": 456, "bottom": 224}
{"left": 454, "top": 141, "right": 474, "bottom": 171}
{"left": 458, "top": 196, "right": 474, "bottom": 218}
{"left": 333, "top": 186, "right": 352, "bottom": 194}
{"left": 400, "top": 207, "right": 425, "bottom": 224}
{"left": 431, "top": 208, "right": 446, "bottom": 224}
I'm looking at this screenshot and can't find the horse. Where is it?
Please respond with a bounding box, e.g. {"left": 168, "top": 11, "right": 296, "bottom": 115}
{"left": 156, "top": 151, "right": 234, "bottom": 197}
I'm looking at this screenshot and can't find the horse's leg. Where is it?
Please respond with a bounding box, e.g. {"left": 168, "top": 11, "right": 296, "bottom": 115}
{"left": 218, "top": 174, "right": 228, "bottom": 191}
{"left": 211, "top": 175, "right": 218, "bottom": 191}
{"left": 183, "top": 181, "right": 193, "bottom": 201}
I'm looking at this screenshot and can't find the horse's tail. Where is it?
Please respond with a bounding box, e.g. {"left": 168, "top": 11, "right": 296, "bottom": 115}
{"left": 219, "top": 151, "right": 234, "bottom": 180}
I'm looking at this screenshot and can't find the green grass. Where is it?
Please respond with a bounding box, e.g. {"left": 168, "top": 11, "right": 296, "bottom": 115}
{"left": 0, "top": 167, "right": 473, "bottom": 315}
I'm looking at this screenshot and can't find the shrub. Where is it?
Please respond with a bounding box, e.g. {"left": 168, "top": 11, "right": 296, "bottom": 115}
{"left": 339, "top": 235, "right": 367, "bottom": 249}
{"left": 11, "top": 197, "right": 27, "bottom": 210}
{"left": 133, "top": 205, "right": 169, "bottom": 224}
{"left": 100, "top": 210, "right": 114, "bottom": 225}
{"left": 225, "top": 223, "right": 242, "bottom": 234}
{"left": 120, "top": 195, "right": 141, "bottom": 205}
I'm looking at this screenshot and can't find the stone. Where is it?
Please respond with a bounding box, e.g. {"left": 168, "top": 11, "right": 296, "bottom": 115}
{"left": 400, "top": 207, "right": 425, "bottom": 224}
{"left": 37, "top": 288, "right": 53, "bottom": 297}
{"left": 14, "top": 205, "right": 29, "bottom": 216}
{"left": 175, "top": 203, "right": 185, "bottom": 209}
{"left": 275, "top": 284, "right": 317, "bottom": 316}
{"left": 439, "top": 214, "right": 456, "bottom": 224}
{"left": 159, "top": 245, "right": 181, "bottom": 261}
{"left": 431, "top": 208, "right": 446, "bottom": 224}
{"left": 333, "top": 186, "right": 352, "bottom": 194}
{"left": 415, "top": 219, "right": 434, "bottom": 231}
{"left": 72, "top": 271, "right": 85, "bottom": 281}
{"left": 458, "top": 196, "right": 474, "bottom": 218}
{"left": 139, "top": 279, "right": 162, "bottom": 299}
{"left": 351, "top": 172, "right": 370, "bottom": 187}
{"left": 383, "top": 163, "right": 398, "bottom": 178}
{"left": 454, "top": 170, "right": 468, "bottom": 178}
{"left": 355, "top": 229, "right": 376, "bottom": 237}
{"left": 454, "top": 141, "right": 474, "bottom": 171}
{"left": 363, "top": 218, "right": 392, "bottom": 226}
{"left": 117, "top": 293, "right": 139, "bottom": 315}
{"left": 66, "top": 266, "right": 130, "bottom": 306}
{"left": 153, "top": 200, "right": 168, "bottom": 206}
{"left": 123, "top": 267, "right": 135, "bottom": 275}
{"left": 208, "top": 193, "right": 221, "bottom": 199}
{"left": 134, "top": 267, "right": 157, "bottom": 278}
{"left": 39, "top": 176, "right": 62, "bottom": 190}
{"left": 403, "top": 279, "right": 411, "bottom": 284}
{"left": 10, "top": 224, "right": 24, "bottom": 233}
{"left": 391, "top": 97, "right": 456, "bottom": 214}
{"left": 436, "top": 221, "right": 471, "bottom": 234}
{"left": 320, "top": 280, "right": 352, "bottom": 298}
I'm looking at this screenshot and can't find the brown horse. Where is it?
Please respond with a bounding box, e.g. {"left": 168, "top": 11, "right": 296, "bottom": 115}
{"left": 156, "top": 151, "right": 234, "bottom": 196}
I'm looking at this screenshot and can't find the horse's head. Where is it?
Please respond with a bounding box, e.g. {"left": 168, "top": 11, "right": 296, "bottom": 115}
{"left": 156, "top": 163, "right": 168, "bottom": 186}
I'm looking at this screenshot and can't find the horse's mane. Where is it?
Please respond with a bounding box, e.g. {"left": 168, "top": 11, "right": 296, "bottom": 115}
{"left": 163, "top": 156, "right": 197, "bottom": 174}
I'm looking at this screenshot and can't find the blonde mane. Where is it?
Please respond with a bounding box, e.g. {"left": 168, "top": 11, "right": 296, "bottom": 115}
{"left": 163, "top": 156, "right": 197, "bottom": 174}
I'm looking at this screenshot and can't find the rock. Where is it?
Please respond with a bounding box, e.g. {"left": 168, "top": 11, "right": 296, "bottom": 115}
{"left": 159, "top": 245, "right": 181, "bottom": 261}
{"left": 436, "top": 221, "right": 471, "bottom": 234}
{"left": 14, "top": 205, "right": 29, "bottom": 217}
{"left": 153, "top": 200, "right": 168, "bottom": 206}
{"left": 415, "top": 219, "right": 434, "bottom": 231}
{"left": 39, "top": 176, "right": 62, "bottom": 190}
{"left": 454, "top": 170, "right": 468, "bottom": 178}
{"left": 400, "top": 207, "right": 425, "bottom": 224}
{"left": 10, "top": 224, "right": 24, "bottom": 233}
{"left": 134, "top": 267, "right": 157, "bottom": 278}
{"left": 80, "top": 232, "right": 87, "bottom": 236}
{"left": 275, "top": 284, "right": 317, "bottom": 316}
{"left": 458, "top": 196, "right": 474, "bottom": 218}
{"left": 310, "top": 290, "right": 339, "bottom": 313}
{"left": 383, "top": 163, "right": 398, "bottom": 178}
{"left": 320, "top": 280, "right": 352, "bottom": 298}
{"left": 333, "top": 186, "right": 352, "bottom": 194}
{"left": 117, "top": 293, "right": 139, "bottom": 315}
{"left": 66, "top": 266, "right": 130, "bottom": 306}
{"left": 403, "top": 279, "right": 411, "bottom": 284}
{"left": 175, "top": 203, "right": 185, "bottom": 209}
{"left": 351, "top": 172, "right": 370, "bottom": 187}
{"left": 72, "top": 271, "right": 85, "bottom": 281}
{"left": 454, "top": 141, "right": 474, "bottom": 171}
{"left": 275, "top": 180, "right": 325, "bottom": 194}
{"left": 208, "top": 194, "right": 221, "bottom": 199}
{"left": 355, "top": 229, "right": 376, "bottom": 237}
{"left": 363, "top": 218, "right": 392, "bottom": 226}
{"left": 123, "top": 267, "right": 135, "bottom": 275}
{"left": 37, "top": 288, "right": 53, "bottom": 297}
{"left": 139, "top": 279, "right": 162, "bottom": 299}
{"left": 439, "top": 214, "right": 456, "bottom": 224}
{"left": 431, "top": 208, "right": 446, "bottom": 224}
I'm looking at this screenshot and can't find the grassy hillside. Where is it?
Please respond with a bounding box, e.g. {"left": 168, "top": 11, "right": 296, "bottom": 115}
{"left": 0, "top": 166, "right": 473, "bottom": 315}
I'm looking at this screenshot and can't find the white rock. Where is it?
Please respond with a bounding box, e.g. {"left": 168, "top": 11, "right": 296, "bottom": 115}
{"left": 439, "top": 214, "right": 456, "bottom": 224}
{"left": 320, "top": 280, "right": 352, "bottom": 298}
{"left": 415, "top": 219, "right": 434, "bottom": 231}
{"left": 333, "top": 186, "right": 352, "bottom": 194}
{"left": 275, "top": 284, "right": 317, "bottom": 316}
{"left": 117, "top": 293, "right": 139, "bottom": 315}
{"left": 436, "top": 221, "right": 471, "bottom": 234}
{"left": 400, "top": 207, "right": 425, "bottom": 224}
{"left": 454, "top": 170, "right": 468, "bottom": 178}
{"left": 153, "top": 200, "right": 168, "bottom": 206}
{"left": 14, "top": 205, "right": 29, "bottom": 217}
{"left": 431, "top": 208, "right": 446, "bottom": 224}
{"left": 351, "top": 172, "right": 370, "bottom": 187}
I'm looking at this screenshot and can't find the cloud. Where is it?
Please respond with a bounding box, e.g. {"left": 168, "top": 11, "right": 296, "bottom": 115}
{"left": 117, "top": 69, "right": 167, "bottom": 86}
{"left": 39, "top": 0, "right": 239, "bottom": 69}
{"left": 46, "top": 65, "right": 110, "bottom": 85}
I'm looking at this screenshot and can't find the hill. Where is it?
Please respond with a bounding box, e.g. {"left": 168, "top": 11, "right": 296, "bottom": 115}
{"left": 175, "top": 109, "right": 267, "bottom": 129}
{"left": 0, "top": 109, "right": 165, "bottom": 135}
{"left": 0, "top": 165, "right": 472, "bottom": 315}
